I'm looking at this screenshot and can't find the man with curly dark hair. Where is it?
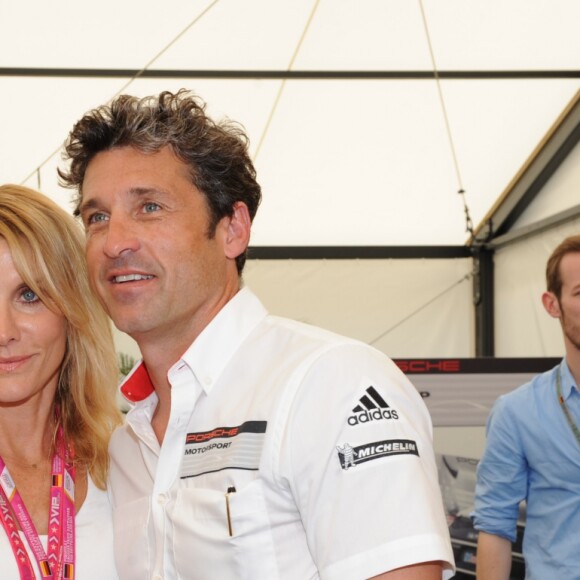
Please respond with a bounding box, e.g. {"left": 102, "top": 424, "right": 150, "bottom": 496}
{"left": 60, "top": 90, "right": 454, "bottom": 580}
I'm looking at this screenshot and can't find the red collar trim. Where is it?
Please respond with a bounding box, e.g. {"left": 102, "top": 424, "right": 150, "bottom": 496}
{"left": 121, "top": 362, "right": 155, "bottom": 402}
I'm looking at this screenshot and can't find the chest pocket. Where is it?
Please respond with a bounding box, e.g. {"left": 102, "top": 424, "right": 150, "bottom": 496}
{"left": 172, "top": 478, "right": 278, "bottom": 580}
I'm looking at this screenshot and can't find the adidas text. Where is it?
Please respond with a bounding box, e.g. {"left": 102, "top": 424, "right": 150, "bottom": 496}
{"left": 348, "top": 408, "right": 399, "bottom": 426}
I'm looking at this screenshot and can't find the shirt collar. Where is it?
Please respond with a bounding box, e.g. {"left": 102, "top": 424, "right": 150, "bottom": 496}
{"left": 120, "top": 287, "right": 268, "bottom": 403}
{"left": 560, "top": 358, "right": 578, "bottom": 400}
{"left": 120, "top": 359, "right": 152, "bottom": 402}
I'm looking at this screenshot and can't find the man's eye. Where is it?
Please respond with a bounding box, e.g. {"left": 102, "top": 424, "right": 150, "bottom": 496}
{"left": 21, "top": 288, "right": 39, "bottom": 303}
{"left": 87, "top": 212, "right": 108, "bottom": 225}
{"left": 143, "top": 202, "right": 161, "bottom": 213}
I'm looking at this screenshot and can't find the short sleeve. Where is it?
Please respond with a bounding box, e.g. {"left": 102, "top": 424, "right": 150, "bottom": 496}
{"left": 280, "top": 343, "right": 455, "bottom": 580}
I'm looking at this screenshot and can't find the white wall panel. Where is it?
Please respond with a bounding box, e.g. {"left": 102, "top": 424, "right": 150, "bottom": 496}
{"left": 243, "top": 257, "right": 474, "bottom": 357}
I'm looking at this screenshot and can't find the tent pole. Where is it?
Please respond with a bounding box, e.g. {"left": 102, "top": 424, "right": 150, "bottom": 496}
{"left": 473, "top": 247, "right": 495, "bottom": 356}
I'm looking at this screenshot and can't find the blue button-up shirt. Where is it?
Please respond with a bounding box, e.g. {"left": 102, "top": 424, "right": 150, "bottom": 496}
{"left": 473, "top": 359, "right": 580, "bottom": 579}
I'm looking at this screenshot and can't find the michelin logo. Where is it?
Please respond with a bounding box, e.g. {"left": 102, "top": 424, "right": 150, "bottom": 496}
{"left": 337, "top": 439, "right": 419, "bottom": 470}
{"left": 348, "top": 385, "right": 399, "bottom": 426}
{"left": 336, "top": 443, "right": 356, "bottom": 470}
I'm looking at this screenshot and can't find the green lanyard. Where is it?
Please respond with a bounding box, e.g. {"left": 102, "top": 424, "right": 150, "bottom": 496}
{"left": 556, "top": 365, "right": 580, "bottom": 448}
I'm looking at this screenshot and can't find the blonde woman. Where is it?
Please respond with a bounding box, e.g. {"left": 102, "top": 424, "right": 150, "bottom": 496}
{"left": 0, "top": 184, "right": 121, "bottom": 578}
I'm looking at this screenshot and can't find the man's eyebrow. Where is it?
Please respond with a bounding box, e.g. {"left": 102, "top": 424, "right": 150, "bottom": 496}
{"left": 78, "top": 187, "right": 170, "bottom": 216}
{"left": 78, "top": 197, "right": 101, "bottom": 216}
{"left": 129, "top": 186, "right": 168, "bottom": 198}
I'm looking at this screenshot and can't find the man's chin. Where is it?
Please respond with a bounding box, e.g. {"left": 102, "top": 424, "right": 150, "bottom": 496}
{"left": 111, "top": 315, "right": 151, "bottom": 337}
{"left": 563, "top": 328, "right": 580, "bottom": 352}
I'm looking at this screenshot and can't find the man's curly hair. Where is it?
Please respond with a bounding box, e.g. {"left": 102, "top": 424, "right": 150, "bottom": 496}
{"left": 59, "top": 89, "right": 262, "bottom": 273}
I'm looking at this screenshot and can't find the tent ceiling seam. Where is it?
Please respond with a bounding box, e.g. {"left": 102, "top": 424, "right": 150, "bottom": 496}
{"left": 418, "top": 0, "right": 474, "bottom": 239}
{"left": 471, "top": 90, "right": 580, "bottom": 245}
{"left": 3, "top": 68, "right": 578, "bottom": 79}
{"left": 254, "top": 0, "right": 321, "bottom": 160}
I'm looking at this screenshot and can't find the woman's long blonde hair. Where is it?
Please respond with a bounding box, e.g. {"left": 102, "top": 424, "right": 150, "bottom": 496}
{"left": 0, "top": 184, "right": 122, "bottom": 488}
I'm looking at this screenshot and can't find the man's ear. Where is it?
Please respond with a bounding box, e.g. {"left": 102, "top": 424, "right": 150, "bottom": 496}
{"left": 542, "top": 291, "right": 562, "bottom": 319}
{"left": 223, "top": 201, "right": 251, "bottom": 260}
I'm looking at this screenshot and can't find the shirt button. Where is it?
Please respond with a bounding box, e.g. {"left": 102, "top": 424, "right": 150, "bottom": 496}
{"left": 204, "top": 376, "right": 212, "bottom": 386}
{"left": 157, "top": 493, "right": 168, "bottom": 505}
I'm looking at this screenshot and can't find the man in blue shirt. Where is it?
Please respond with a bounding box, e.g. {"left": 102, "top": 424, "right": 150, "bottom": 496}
{"left": 473, "top": 235, "right": 580, "bottom": 579}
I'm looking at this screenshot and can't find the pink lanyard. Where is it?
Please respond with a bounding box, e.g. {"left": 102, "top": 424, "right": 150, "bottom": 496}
{"left": 0, "top": 426, "right": 76, "bottom": 579}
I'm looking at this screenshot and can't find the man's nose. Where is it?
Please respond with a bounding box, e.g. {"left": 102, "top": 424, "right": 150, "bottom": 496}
{"left": 103, "top": 216, "right": 141, "bottom": 258}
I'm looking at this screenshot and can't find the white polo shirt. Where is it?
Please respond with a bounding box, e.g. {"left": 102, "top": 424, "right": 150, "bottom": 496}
{"left": 109, "top": 288, "right": 454, "bottom": 580}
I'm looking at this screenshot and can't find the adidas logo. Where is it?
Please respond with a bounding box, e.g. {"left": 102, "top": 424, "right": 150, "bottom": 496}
{"left": 347, "top": 386, "right": 399, "bottom": 426}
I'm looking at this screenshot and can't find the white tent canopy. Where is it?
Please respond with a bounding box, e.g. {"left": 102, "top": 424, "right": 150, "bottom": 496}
{"left": 1, "top": 0, "right": 579, "bottom": 360}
